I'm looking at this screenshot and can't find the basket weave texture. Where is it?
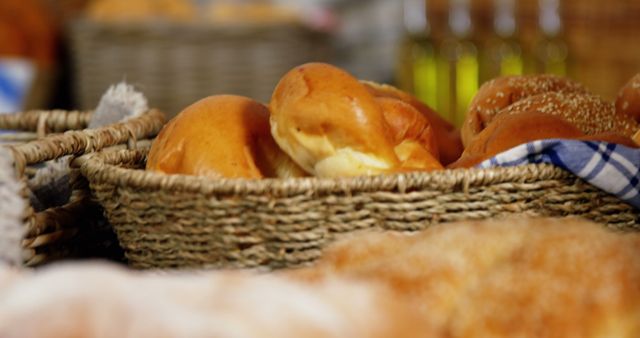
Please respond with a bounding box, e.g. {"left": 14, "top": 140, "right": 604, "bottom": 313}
{"left": 81, "top": 146, "right": 640, "bottom": 270}
{"left": 1, "top": 109, "right": 165, "bottom": 266}
{"left": 69, "top": 19, "right": 332, "bottom": 117}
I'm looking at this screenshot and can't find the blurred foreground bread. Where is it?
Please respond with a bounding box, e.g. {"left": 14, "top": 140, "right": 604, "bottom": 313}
{"left": 147, "top": 95, "right": 306, "bottom": 179}
{"left": 461, "top": 74, "right": 588, "bottom": 146}
{"left": 0, "top": 263, "right": 430, "bottom": 338}
{"left": 292, "top": 217, "right": 640, "bottom": 337}
{"left": 3, "top": 217, "right": 640, "bottom": 338}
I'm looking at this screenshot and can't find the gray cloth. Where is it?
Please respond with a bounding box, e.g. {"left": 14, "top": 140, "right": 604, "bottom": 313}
{"left": 0, "top": 147, "right": 27, "bottom": 266}
{"left": 28, "top": 82, "right": 149, "bottom": 212}
{"left": 88, "top": 82, "right": 149, "bottom": 129}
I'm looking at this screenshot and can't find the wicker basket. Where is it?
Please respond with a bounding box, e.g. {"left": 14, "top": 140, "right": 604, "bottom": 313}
{"left": 68, "top": 19, "right": 332, "bottom": 117}
{"left": 1, "top": 109, "right": 165, "bottom": 266}
{"left": 80, "top": 146, "right": 640, "bottom": 270}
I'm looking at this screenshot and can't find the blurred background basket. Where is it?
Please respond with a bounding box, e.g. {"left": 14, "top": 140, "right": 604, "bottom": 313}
{"left": 68, "top": 19, "right": 332, "bottom": 118}
{"left": 80, "top": 146, "right": 640, "bottom": 270}
{"left": 2, "top": 109, "right": 165, "bottom": 266}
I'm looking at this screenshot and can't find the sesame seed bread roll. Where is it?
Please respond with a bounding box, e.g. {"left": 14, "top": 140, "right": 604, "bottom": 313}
{"left": 147, "top": 95, "right": 306, "bottom": 179}
{"left": 616, "top": 73, "right": 640, "bottom": 123}
{"left": 462, "top": 75, "right": 588, "bottom": 147}
{"left": 270, "top": 63, "right": 400, "bottom": 177}
{"left": 450, "top": 109, "right": 640, "bottom": 169}
{"left": 362, "top": 81, "right": 463, "bottom": 166}
{"left": 449, "top": 112, "right": 585, "bottom": 168}
{"left": 497, "top": 92, "right": 638, "bottom": 137}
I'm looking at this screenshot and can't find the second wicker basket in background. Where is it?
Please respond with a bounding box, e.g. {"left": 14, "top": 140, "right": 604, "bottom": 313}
{"left": 2, "top": 109, "right": 165, "bottom": 266}
{"left": 69, "top": 19, "right": 332, "bottom": 117}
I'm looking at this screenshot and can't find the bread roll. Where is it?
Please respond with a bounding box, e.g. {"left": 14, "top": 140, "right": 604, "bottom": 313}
{"left": 270, "top": 63, "right": 400, "bottom": 177}
{"left": 450, "top": 112, "right": 585, "bottom": 168}
{"left": 147, "top": 95, "right": 306, "bottom": 179}
{"left": 449, "top": 110, "right": 639, "bottom": 169}
{"left": 207, "top": 2, "right": 300, "bottom": 25}
{"left": 616, "top": 73, "right": 640, "bottom": 123}
{"left": 88, "top": 0, "right": 194, "bottom": 22}
{"left": 375, "top": 97, "right": 443, "bottom": 171}
{"left": 499, "top": 92, "right": 638, "bottom": 136}
{"left": 362, "top": 81, "right": 463, "bottom": 166}
{"left": 462, "top": 75, "right": 588, "bottom": 146}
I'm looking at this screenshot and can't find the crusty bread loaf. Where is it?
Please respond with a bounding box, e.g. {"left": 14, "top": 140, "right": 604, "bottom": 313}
{"left": 146, "top": 95, "right": 306, "bottom": 179}
{"left": 462, "top": 75, "right": 588, "bottom": 146}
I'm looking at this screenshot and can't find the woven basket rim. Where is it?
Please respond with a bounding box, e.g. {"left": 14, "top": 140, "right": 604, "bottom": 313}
{"left": 9, "top": 109, "right": 166, "bottom": 175}
{"left": 0, "top": 110, "right": 92, "bottom": 133}
{"left": 80, "top": 147, "right": 575, "bottom": 197}
{"left": 69, "top": 17, "right": 328, "bottom": 35}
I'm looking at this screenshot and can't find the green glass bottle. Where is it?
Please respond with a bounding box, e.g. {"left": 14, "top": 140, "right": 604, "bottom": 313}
{"left": 482, "top": 0, "right": 524, "bottom": 82}
{"left": 534, "top": 0, "right": 569, "bottom": 76}
{"left": 397, "top": 0, "right": 439, "bottom": 109}
{"left": 438, "top": 0, "right": 479, "bottom": 128}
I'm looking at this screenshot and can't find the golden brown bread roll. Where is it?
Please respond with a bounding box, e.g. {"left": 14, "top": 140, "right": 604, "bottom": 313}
{"left": 147, "top": 95, "right": 306, "bottom": 179}
{"left": 207, "top": 2, "right": 300, "bottom": 25}
{"left": 497, "top": 92, "right": 638, "bottom": 137}
{"left": 462, "top": 75, "right": 588, "bottom": 147}
{"left": 87, "top": 0, "right": 194, "bottom": 22}
{"left": 375, "top": 97, "right": 443, "bottom": 171}
{"left": 270, "top": 63, "right": 401, "bottom": 177}
{"left": 616, "top": 73, "right": 640, "bottom": 123}
{"left": 362, "top": 81, "right": 463, "bottom": 166}
{"left": 450, "top": 109, "right": 640, "bottom": 169}
{"left": 449, "top": 112, "right": 584, "bottom": 168}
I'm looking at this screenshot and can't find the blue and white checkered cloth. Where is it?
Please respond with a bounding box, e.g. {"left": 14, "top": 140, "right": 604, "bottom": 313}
{"left": 478, "top": 139, "right": 640, "bottom": 209}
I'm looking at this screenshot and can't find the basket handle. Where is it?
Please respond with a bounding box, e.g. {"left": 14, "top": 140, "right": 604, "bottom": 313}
{"left": 9, "top": 109, "right": 165, "bottom": 176}
{"left": 0, "top": 110, "right": 90, "bottom": 132}
{"left": 36, "top": 112, "right": 50, "bottom": 138}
